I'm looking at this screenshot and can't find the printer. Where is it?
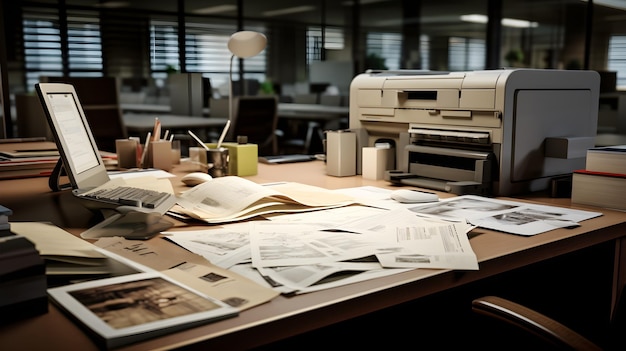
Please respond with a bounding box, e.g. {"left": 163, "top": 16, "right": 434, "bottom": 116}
{"left": 349, "top": 69, "right": 600, "bottom": 196}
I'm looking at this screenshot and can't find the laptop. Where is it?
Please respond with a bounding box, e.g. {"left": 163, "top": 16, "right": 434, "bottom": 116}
{"left": 35, "top": 82, "right": 177, "bottom": 215}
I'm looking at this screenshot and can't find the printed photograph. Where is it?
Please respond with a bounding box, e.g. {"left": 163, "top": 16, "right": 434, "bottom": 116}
{"left": 69, "top": 277, "right": 222, "bottom": 329}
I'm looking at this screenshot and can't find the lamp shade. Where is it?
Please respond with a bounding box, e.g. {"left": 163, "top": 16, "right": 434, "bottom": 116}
{"left": 227, "top": 31, "right": 267, "bottom": 58}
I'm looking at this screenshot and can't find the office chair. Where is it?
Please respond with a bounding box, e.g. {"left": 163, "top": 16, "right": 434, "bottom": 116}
{"left": 40, "top": 76, "right": 127, "bottom": 152}
{"left": 230, "top": 96, "right": 279, "bottom": 156}
{"left": 279, "top": 93, "right": 325, "bottom": 155}
{"left": 471, "top": 294, "right": 626, "bottom": 350}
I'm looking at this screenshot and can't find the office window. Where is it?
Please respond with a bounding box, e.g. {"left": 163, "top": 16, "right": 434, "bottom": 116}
{"left": 67, "top": 12, "right": 102, "bottom": 73}
{"left": 608, "top": 36, "right": 626, "bottom": 88}
{"left": 150, "top": 20, "right": 180, "bottom": 81}
{"left": 22, "top": 7, "right": 103, "bottom": 91}
{"left": 367, "top": 32, "right": 402, "bottom": 70}
{"left": 449, "top": 37, "right": 485, "bottom": 71}
{"left": 365, "top": 33, "right": 430, "bottom": 71}
{"left": 307, "top": 27, "right": 345, "bottom": 64}
{"left": 149, "top": 20, "right": 266, "bottom": 90}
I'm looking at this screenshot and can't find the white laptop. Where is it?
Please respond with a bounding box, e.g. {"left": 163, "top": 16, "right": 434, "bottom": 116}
{"left": 35, "top": 82, "right": 176, "bottom": 215}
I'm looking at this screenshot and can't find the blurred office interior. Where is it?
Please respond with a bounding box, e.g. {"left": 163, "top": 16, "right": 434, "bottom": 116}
{"left": 1, "top": 0, "right": 626, "bottom": 147}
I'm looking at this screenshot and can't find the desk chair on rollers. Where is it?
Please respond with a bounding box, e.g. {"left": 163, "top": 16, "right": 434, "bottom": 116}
{"left": 279, "top": 93, "right": 327, "bottom": 155}
{"left": 471, "top": 293, "right": 626, "bottom": 350}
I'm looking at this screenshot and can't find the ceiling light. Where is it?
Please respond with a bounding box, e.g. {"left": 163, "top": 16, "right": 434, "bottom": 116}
{"left": 502, "top": 18, "right": 539, "bottom": 28}
{"left": 461, "top": 14, "right": 538, "bottom": 28}
{"left": 263, "top": 6, "right": 315, "bottom": 17}
{"left": 193, "top": 5, "right": 237, "bottom": 15}
{"left": 94, "top": 1, "right": 129, "bottom": 9}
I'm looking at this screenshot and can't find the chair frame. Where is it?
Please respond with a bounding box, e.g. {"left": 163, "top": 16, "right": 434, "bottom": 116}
{"left": 472, "top": 295, "right": 603, "bottom": 350}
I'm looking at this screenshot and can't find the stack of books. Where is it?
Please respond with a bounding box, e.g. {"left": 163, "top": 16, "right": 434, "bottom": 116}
{"left": 0, "top": 148, "right": 59, "bottom": 180}
{"left": 0, "top": 205, "right": 48, "bottom": 323}
{"left": 571, "top": 145, "right": 626, "bottom": 211}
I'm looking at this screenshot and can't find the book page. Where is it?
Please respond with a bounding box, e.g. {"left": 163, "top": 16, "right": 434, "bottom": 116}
{"left": 174, "top": 176, "right": 355, "bottom": 223}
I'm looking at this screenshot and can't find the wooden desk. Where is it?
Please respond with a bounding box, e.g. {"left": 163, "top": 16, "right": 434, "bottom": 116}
{"left": 1, "top": 158, "right": 626, "bottom": 350}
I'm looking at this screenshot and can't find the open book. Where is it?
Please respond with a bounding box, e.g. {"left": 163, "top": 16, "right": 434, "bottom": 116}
{"left": 172, "top": 176, "right": 356, "bottom": 224}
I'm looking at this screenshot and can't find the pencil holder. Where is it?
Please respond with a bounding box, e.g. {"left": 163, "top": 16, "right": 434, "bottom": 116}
{"left": 189, "top": 147, "right": 209, "bottom": 172}
{"left": 207, "top": 139, "right": 258, "bottom": 176}
{"left": 145, "top": 140, "right": 172, "bottom": 171}
{"left": 207, "top": 147, "right": 229, "bottom": 178}
{"left": 116, "top": 139, "right": 138, "bottom": 169}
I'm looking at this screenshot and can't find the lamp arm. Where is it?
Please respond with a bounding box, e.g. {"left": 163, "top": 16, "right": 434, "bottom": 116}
{"left": 217, "top": 54, "right": 236, "bottom": 149}
{"left": 229, "top": 54, "right": 235, "bottom": 122}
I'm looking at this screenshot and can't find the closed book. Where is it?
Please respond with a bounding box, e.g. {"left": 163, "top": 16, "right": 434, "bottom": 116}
{"left": 585, "top": 145, "right": 626, "bottom": 174}
{"left": 571, "top": 169, "right": 626, "bottom": 210}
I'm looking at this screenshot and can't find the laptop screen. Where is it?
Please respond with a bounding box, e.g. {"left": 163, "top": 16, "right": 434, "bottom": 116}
{"left": 36, "top": 82, "right": 110, "bottom": 190}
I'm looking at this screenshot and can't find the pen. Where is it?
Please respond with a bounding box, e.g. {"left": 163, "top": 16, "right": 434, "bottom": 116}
{"left": 187, "top": 130, "right": 210, "bottom": 151}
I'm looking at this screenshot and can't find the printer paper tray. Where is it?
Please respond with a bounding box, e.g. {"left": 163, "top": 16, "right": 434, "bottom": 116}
{"left": 386, "top": 172, "right": 491, "bottom": 196}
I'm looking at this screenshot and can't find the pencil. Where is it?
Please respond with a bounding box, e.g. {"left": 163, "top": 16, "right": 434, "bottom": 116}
{"left": 216, "top": 120, "right": 231, "bottom": 149}
{"left": 152, "top": 117, "right": 161, "bottom": 141}
{"left": 140, "top": 132, "right": 151, "bottom": 167}
{"left": 188, "top": 130, "right": 210, "bottom": 151}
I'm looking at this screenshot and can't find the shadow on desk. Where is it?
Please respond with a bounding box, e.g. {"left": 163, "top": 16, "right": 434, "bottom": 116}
{"left": 252, "top": 241, "right": 614, "bottom": 350}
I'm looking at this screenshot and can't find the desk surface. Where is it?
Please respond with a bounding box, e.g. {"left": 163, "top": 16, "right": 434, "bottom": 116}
{"left": 1, "top": 149, "right": 626, "bottom": 350}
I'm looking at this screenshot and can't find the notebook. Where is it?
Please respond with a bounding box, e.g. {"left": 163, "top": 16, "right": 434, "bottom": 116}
{"left": 35, "top": 82, "right": 176, "bottom": 214}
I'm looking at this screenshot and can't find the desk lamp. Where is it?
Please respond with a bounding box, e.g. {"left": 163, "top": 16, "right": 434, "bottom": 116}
{"left": 216, "top": 30, "right": 267, "bottom": 148}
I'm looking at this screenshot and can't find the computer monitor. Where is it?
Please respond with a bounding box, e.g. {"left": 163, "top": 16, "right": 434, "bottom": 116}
{"left": 35, "top": 82, "right": 110, "bottom": 191}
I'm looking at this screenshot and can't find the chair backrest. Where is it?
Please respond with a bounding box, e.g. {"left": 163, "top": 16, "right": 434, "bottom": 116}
{"left": 40, "top": 76, "right": 127, "bottom": 152}
{"left": 209, "top": 98, "right": 230, "bottom": 118}
{"left": 231, "top": 96, "right": 278, "bottom": 156}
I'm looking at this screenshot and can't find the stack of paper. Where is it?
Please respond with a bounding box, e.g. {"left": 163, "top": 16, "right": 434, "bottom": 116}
{"left": 10, "top": 222, "right": 136, "bottom": 277}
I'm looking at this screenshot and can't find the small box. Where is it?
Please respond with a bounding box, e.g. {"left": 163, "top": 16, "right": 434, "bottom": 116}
{"left": 326, "top": 130, "right": 356, "bottom": 177}
{"left": 207, "top": 142, "right": 258, "bottom": 176}
{"left": 362, "top": 147, "right": 389, "bottom": 180}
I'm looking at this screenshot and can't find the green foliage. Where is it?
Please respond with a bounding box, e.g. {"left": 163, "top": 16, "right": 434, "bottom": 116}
{"left": 505, "top": 49, "right": 524, "bottom": 65}
{"left": 365, "top": 53, "right": 388, "bottom": 70}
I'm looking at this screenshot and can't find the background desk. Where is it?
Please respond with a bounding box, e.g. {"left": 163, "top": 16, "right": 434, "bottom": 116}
{"left": 1, "top": 157, "right": 625, "bottom": 350}
{"left": 121, "top": 102, "right": 348, "bottom": 124}
{"left": 123, "top": 113, "right": 227, "bottom": 142}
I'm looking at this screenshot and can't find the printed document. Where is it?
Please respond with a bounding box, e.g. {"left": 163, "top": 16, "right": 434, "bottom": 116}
{"left": 406, "top": 195, "right": 602, "bottom": 236}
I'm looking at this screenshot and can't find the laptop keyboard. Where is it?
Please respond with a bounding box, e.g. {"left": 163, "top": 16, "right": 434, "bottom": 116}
{"left": 80, "top": 186, "right": 172, "bottom": 209}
